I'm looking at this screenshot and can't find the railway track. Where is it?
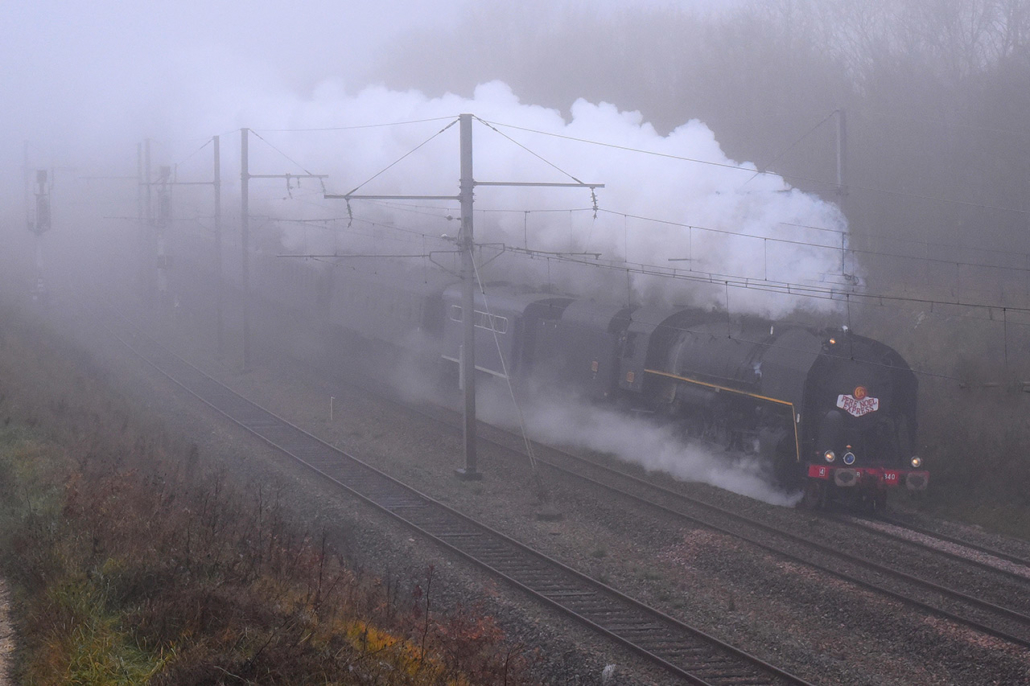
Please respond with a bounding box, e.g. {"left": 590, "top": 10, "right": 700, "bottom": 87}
{"left": 316, "top": 361, "right": 1030, "bottom": 653}
{"left": 110, "top": 321, "right": 811, "bottom": 686}
{"left": 834, "top": 513, "right": 1030, "bottom": 578}
{"left": 474, "top": 418, "right": 1030, "bottom": 650}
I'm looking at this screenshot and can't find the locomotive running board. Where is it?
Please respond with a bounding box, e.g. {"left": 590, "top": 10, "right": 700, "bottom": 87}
{"left": 645, "top": 368, "right": 802, "bottom": 464}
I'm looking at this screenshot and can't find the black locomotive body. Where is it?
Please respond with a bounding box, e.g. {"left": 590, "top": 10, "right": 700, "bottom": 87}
{"left": 508, "top": 297, "right": 927, "bottom": 508}
{"left": 168, "top": 228, "right": 927, "bottom": 507}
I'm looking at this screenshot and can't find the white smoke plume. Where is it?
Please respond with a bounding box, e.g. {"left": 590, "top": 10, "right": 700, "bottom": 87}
{"left": 4, "top": 6, "right": 838, "bottom": 505}
{"left": 7, "top": 70, "right": 849, "bottom": 319}
{"left": 476, "top": 381, "right": 802, "bottom": 507}
{"left": 4, "top": 2, "right": 850, "bottom": 319}
{"left": 171, "top": 81, "right": 849, "bottom": 319}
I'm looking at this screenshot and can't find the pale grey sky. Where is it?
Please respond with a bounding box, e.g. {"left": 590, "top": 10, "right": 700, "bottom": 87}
{"left": 1, "top": 0, "right": 745, "bottom": 186}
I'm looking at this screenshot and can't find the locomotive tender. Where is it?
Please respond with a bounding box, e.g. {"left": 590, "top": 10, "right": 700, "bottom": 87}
{"left": 172, "top": 229, "right": 929, "bottom": 508}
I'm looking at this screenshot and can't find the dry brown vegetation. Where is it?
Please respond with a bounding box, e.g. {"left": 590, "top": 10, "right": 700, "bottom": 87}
{"left": 916, "top": 376, "right": 1030, "bottom": 537}
{"left": 852, "top": 303, "right": 1030, "bottom": 538}
{"left": 0, "top": 304, "right": 527, "bottom": 684}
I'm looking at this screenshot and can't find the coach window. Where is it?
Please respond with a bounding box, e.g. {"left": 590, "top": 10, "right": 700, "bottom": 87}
{"left": 450, "top": 305, "right": 462, "bottom": 322}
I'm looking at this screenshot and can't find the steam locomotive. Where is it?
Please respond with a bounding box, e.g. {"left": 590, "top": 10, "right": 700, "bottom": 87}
{"left": 171, "top": 229, "right": 929, "bottom": 509}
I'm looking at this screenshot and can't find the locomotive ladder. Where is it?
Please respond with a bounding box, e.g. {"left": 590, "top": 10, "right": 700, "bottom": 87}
{"left": 112, "top": 323, "right": 811, "bottom": 686}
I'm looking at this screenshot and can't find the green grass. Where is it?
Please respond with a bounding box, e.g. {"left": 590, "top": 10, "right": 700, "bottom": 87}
{"left": 0, "top": 304, "right": 529, "bottom": 685}
{"left": 51, "top": 581, "right": 171, "bottom": 685}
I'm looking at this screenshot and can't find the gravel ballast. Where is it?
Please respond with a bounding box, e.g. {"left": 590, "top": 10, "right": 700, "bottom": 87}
{"left": 21, "top": 292, "right": 1030, "bottom": 685}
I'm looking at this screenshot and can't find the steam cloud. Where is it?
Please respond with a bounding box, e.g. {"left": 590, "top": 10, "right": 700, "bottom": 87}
{"left": 186, "top": 81, "right": 849, "bottom": 319}
{"left": 12, "top": 75, "right": 847, "bottom": 502}
{"left": 9, "top": 72, "right": 850, "bottom": 319}
{"left": 476, "top": 381, "right": 802, "bottom": 507}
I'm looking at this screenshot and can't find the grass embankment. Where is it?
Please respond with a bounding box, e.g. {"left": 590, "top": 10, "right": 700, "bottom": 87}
{"left": 0, "top": 306, "right": 526, "bottom": 684}
{"left": 859, "top": 302, "right": 1030, "bottom": 538}
{"left": 917, "top": 378, "right": 1030, "bottom": 538}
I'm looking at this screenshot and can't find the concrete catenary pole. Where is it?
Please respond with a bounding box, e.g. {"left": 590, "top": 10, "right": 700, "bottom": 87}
{"left": 240, "top": 128, "right": 251, "bottom": 371}
{"left": 321, "top": 113, "right": 599, "bottom": 482}
{"left": 144, "top": 139, "right": 154, "bottom": 302}
{"left": 156, "top": 166, "right": 170, "bottom": 298}
{"left": 136, "top": 143, "right": 145, "bottom": 294}
{"left": 137, "top": 143, "right": 143, "bottom": 226}
{"left": 213, "top": 135, "right": 224, "bottom": 358}
{"left": 456, "top": 113, "right": 481, "bottom": 479}
{"left": 836, "top": 108, "right": 850, "bottom": 277}
{"left": 144, "top": 139, "right": 152, "bottom": 226}
{"left": 23, "top": 142, "right": 30, "bottom": 232}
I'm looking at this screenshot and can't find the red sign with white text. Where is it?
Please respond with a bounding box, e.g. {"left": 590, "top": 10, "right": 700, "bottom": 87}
{"left": 806, "top": 465, "right": 916, "bottom": 488}
{"left": 808, "top": 465, "right": 831, "bottom": 479}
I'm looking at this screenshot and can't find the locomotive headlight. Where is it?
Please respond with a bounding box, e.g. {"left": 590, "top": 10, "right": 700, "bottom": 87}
{"left": 910, "top": 456, "right": 922, "bottom": 468}
{"left": 824, "top": 450, "right": 836, "bottom": 463}
{"left": 843, "top": 452, "right": 856, "bottom": 465}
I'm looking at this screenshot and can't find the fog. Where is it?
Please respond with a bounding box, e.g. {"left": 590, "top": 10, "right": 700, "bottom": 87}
{"left": 223, "top": 80, "right": 848, "bottom": 317}
{"left": 6, "top": 1, "right": 1030, "bottom": 506}
{"left": 3, "top": 2, "right": 848, "bottom": 321}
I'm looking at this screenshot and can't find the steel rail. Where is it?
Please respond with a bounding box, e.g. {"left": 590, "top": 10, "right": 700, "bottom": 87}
{"left": 331, "top": 370, "right": 1030, "bottom": 651}
{"left": 859, "top": 514, "right": 1030, "bottom": 571}
{"left": 525, "top": 453, "right": 1030, "bottom": 648}
{"left": 108, "top": 319, "right": 810, "bottom": 686}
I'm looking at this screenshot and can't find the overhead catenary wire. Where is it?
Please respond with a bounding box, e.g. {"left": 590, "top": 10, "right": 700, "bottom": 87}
{"left": 342, "top": 118, "right": 459, "bottom": 197}
{"left": 266, "top": 205, "right": 1030, "bottom": 330}
{"left": 255, "top": 116, "right": 460, "bottom": 133}
{"left": 242, "top": 109, "right": 1030, "bottom": 213}
{"left": 593, "top": 208, "right": 844, "bottom": 250}
{"left": 246, "top": 126, "right": 1030, "bottom": 275}
{"left": 171, "top": 207, "right": 1021, "bottom": 387}
{"left": 859, "top": 110, "right": 1030, "bottom": 141}
{"left": 172, "top": 137, "right": 214, "bottom": 170}
{"left": 496, "top": 247, "right": 1030, "bottom": 323}
{"left": 264, "top": 198, "right": 1030, "bottom": 321}
{"left": 481, "top": 118, "right": 1030, "bottom": 217}
{"left": 145, "top": 165, "right": 1030, "bottom": 304}
{"left": 146, "top": 111, "right": 1030, "bottom": 389}
{"left": 249, "top": 129, "right": 321, "bottom": 179}
{"left": 360, "top": 198, "right": 1030, "bottom": 272}
{"left": 273, "top": 208, "right": 455, "bottom": 243}
{"left": 475, "top": 116, "right": 587, "bottom": 185}
{"left": 467, "top": 204, "right": 1030, "bottom": 278}
{"left": 739, "top": 110, "right": 840, "bottom": 188}
{"left": 478, "top": 117, "right": 809, "bottom": 183}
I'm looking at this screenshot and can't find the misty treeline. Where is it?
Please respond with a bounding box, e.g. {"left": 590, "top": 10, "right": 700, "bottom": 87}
{"left": 377, "top": 1, "right": 1030, "bottom": 519}
{"left": 378, "top": 0, "right": 1030, "bottom": 305}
